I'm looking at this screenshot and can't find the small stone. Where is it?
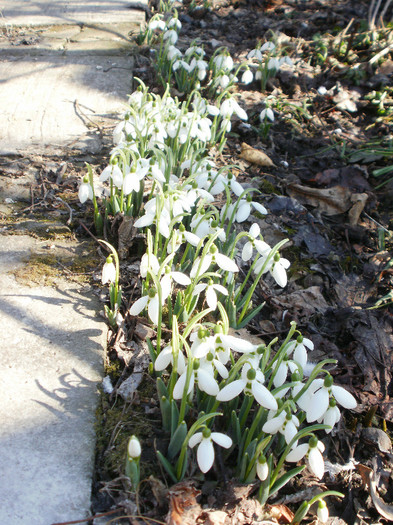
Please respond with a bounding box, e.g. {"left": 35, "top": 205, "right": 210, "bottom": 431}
{"left": 134, "top": 322, "right": 155, "bottom": 340}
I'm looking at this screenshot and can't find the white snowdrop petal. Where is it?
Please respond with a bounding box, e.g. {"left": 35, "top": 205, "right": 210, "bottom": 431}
{"left": 206, "top": 286, "right": 218, "bottom": 310}
{"left": 331, "top": 385, "right": 357, "bottom": 409}
{"left": 252, "top": 201, "right": 268, "bottom": 215}
{"left": 273, "top": 361, "right": 288, "bottom": 387}
{"left": 129, "top": 295, "right": 149, "bottom": 316}
{"left": 249, "top": 223, "right": 260, "bottom": 238}
{"left": 308, "top": 447, "right": 325, "bottom": 479}
{"left": 134, "top": 213, "right": 154, "bottom": 228}
{"left": 171, "top": 271, "right": 191, "bottom": 286}
{"left": 230, "top": 179, "right": 244, "bottom": 197}
{"left": 306, "top": 387, "right": 330, "bottom": 423}
{"left": 154, "top": 347, "right": 172, "bottom": 371}
{"left": 236, "top": 202, "right": 251, "bottom": 223}
{"left": 242, "top": 242, "right": 253, "bottom": 262}
{"left": 293, "top": 345, "right": 308, "bottom": 369}
{"left": 184, "top": 231, "right": 201, "bottom": 247}
{"left": 216, "top": 379, "right": 245, "bottom": 401}
{"left": 213, "top": 284, "right": 228, "bottom": 296}
{"left": 188, "top": 432, "right": 203, "bottom": 448}
{"left": 215, "top": 253, "right": 239, "bottom": 272}
{"left": 272, "top": 263, "right": 288, "bottom": 287}
{"left": 256, "top": 461, "right": 269, "bottom": 481}
{"left": 252, "top": 382, "right": 278, "bottom": 410}
{"left": 213, "top": 359, "right": 229, "bottom": 379}
{"left": 148, "top": 295, "right": 160, "bottom": 325}
{"left": 197, "top": 438, "right": 215, "bottom": 473}
{"left": 286, "top": 443, "right": 309, "bottom": 462}
{"left": 284, "top": 420, "right": 298, "bottom": 444}
{"left": 198, "top": 368, "right": 219, "bottom": 396}
{"left": 211, "top": 432, "right": 232, "bottom": 449}
{"left": 220, "top": 334, "right": 256, "bottom": 353}
{"left": 262, "top": 413, "right": 285, "bottom": 434}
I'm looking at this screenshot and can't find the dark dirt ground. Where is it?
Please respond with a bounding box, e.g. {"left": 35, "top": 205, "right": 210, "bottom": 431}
{"left": 1, "top": 0, "right": 393, "bottom": 524}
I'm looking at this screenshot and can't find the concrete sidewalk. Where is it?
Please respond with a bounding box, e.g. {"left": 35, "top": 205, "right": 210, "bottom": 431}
{"left": 0, "top": 0, "right": 147, "bottom": 155}
{"left": 0, "top": 235, "right": 106, "bottom": 525}
{"left": 0, "top": 1, "right": 147, "bottom": 523}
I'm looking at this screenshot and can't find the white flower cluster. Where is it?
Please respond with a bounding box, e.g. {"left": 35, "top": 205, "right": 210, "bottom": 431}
{"left": 91, "top": 7, "right": 357, "bottom": 509}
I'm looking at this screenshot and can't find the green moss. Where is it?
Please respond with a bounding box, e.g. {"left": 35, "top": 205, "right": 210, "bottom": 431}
{"left": 94, "top": 376, "right": 163, "bottom": 479}
{"left": 12, "top": 241, "right": 99, "bottom": 286}
{"left": 259, "top": 178, "right": 281, "bottom": 195}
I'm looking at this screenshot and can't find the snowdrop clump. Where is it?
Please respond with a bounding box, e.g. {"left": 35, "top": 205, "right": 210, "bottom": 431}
{"left": 79, "top": 9, "right": 357, "bottom": 519}
{"left": 245, "top": 41, "right": 293, "bottom": 91}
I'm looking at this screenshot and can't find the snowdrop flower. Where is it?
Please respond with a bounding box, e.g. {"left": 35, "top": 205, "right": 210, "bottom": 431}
{"left": 78, "top": 177, "right": 93, "bottom": 204}
{"left": 253, "top": 249, "right": 290, "bottom": 287}
{"left": 100, "top": 163, "right": 124, "bottom": 188}
{"left": 318, "top": 399, "right": 341, "bottom": 434}
{"left": 220, "top": 97, "right": 248, "bottom": 121}
{"left": 242, "top": 224, "right": 271, "bottom": 262}
{"left": 267, "top": 57, "right": 280, "bottom": 70}
{"left": 283, "top": 335, "right": 314, "bottom": 375}
{"left": 219, "top": 74, "right": 230, "bottom": 89}
{"left": 189, "top": 428, "right": 232, "bottom": 473}
{"left": 193, "top": 280, "right": 229, "bottom": 310}
{"left": 148, "top": 19, "right": 165, "bottom": 31}
{"left": 304, "top": 374, "right": 357, "bottom": 424}
{"left": 154, "top": 343, "right": 187, "bottom": 374}
{"left": 167, "top": 45, "right": 182, "bottom": 61}
{"left": 217, "top": 361, "right": 278, "bottom": 410}
{"left": 140, "top": 252, "right": 160, "bottom": 279}
{"left": 247, "top": 48, "right": 263, "bottom": 61}
{"left": 102, "top": 256, "right": 116, "bottom": 284}
{"left": 286, "top": 436, "right": 325, "bottom": 479}
{"left": 213, "top": 53, "right": 233, "bottom": 71}
{"left": 163, "top": 29, "right": 178, "bottom": 44}
{"left": 190, "top": 244, "right": 239, "bottom": 278}
{"left": 241, "top": 69, "right": 254, "bottom": 85}
{"left": 260, "top": 108, "right": 275, "bottom": 122}
{"left": 129, "top": 280, "right": 170, "bottom": 325}
{"left": 236, "top": 196, "right": 268, "bottom": 223}
{"left": 256, "top": 456, "right": 269, "bottom": 481}
{"left": 127, "top": 435, "right": 141, "bottom": 459}
{"left": 317, "top": 500, "right": 329, "bottom": 523}
{"left": 261, "top": 42, "right": 276, "bottom": 52}
{"left": 279, "top": 56, "right": 293, "bottom": 67}
{"left": 167, "top": 17, "right": 181, "bottom": 30}
{"left": 262, "top": 410, "right": 300, "bottom": 445}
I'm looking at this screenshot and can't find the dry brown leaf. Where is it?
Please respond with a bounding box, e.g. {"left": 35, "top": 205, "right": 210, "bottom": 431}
{"left": 229, "top": 327, "right": 265, "bottom": 346}
{"left": 166, "top": 480, "right": 201, "bottom": 525}
{"left": 357, "top": 464, "right": 393, "bottom": 521}
{"left": 204, "top": 510, "right": 228, "bottom": 525}
{"left": 268, "top": 503, "right": 295, "bottom": 523}
{"left": 240, "top": 143, "right": 274, "bottom": 167}
{"left": 348, "top": 192, "right": 368, "bottom": 226}
{"left": 287, "top": 183, "right": 352, "bottom": 215}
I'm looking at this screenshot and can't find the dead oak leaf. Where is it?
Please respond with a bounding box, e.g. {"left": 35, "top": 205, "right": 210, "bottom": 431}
{"left": 240, "top": 143, "right": 275, "bottom": 167}
{"left": 287, "top": 183, "right": 352, "bottom": 215}
{"left": 357, "top": 464, "right": 393, "bottom": 521}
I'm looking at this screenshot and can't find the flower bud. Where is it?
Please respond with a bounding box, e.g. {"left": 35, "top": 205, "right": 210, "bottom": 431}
{"left": 127, "top": 435, "right": 141, "bottom": 459}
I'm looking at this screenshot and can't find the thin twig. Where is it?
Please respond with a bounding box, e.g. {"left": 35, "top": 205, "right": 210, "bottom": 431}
{"left": 55, "top": 196, "right": 74, "bottom": 225}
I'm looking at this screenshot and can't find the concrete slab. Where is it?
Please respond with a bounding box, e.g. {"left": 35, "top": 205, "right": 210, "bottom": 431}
{"left": 0, "top": 54, "right": 134, "bottom": 155}
{"left": 0, "top": 0, "right": 147, "bottom": 27}
{"left": 0, "top": 234, "right": 106, "bottom": 525}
